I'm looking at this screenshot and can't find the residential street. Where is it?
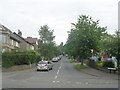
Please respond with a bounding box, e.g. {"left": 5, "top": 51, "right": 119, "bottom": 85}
{"left": 2, "top": 56, "right": 118, "bottom": 88}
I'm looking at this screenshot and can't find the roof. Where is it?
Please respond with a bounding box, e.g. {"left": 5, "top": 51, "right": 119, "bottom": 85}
{"left": 10, "top": 33, "right": 21, "bottom": 42}
{"left": 0, "top": 24, "right": 20, "bottom": 42}
{"left": 26, "top": 37, "right": 38, "bottom": 44}
{"left": 13, "top": 32, "right": 34, "bottom": 46}
{"left": 0, "top": 24, "right": 12, "bottom": 33}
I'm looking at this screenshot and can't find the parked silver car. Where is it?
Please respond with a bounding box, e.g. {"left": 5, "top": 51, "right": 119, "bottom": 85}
{"left": 37, "top": 60, "right": 53, "bottom": 71}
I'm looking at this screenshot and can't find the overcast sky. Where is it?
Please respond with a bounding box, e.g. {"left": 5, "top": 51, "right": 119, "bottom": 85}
{"left": 0, "top": 0, "right": 119, "bottom": 45}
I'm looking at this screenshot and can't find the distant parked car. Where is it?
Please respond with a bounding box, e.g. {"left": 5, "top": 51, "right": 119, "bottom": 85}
{"left": 36, "top": 60, "right": 53, "bottom": 71}
{"left": 52, "top": 57, "right": 59, "bottom": 62}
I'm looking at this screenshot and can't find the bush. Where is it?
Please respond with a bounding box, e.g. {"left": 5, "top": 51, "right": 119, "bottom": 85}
{"left": 2, "top": 50, "right": 41, "bottom": 68}
{"left": 102, "top": 61, "right": 114, "bottom": 68}
{"left": 2, "top": 52, "right": 14, "bottom": 68}
{"left": 87, "top": 60, "right": 97, "bottom": 68}
{"left": 74, "top": 64, "right": 87, "bottom": 70}
{"left": 97, "top": 61, "right": 103, "bottom": 68}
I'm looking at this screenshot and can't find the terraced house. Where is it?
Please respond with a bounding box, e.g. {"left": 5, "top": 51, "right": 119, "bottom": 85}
{"left": 0, "top": 24, "right": 35, "bottom": 52}
{"left": 26, "top": 37, "right": 38, "bottom": 51}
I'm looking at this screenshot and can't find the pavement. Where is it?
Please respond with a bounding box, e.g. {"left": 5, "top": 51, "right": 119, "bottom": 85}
{"left": 2, "top": 56, "right": 118, "bottom": 88}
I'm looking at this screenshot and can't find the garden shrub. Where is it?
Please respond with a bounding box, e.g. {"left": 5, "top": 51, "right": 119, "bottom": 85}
{"left": 2, "top": 50, "right": 41, "bottom": 68}
{"left": 97, "top": 60, "right": 103, "bottom": 67}
{"left": 87, "top": 60, "right": 97, "bottom": 68}
{"left": 102, "top": 60, "right": 114, "bottom": 68}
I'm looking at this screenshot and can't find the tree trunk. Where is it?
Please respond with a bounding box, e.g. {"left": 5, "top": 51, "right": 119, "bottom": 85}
{"left": 81, "top": 59, "right": 84, "bottom": 65}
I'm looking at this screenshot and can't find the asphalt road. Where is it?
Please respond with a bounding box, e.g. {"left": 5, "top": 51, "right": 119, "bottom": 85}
{"left": 2, "top": 56, "right": 118, "bottom": 88}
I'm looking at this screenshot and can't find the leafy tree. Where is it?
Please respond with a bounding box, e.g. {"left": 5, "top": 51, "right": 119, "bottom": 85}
{"left": 38, "top": 25, "right": 59, "bottom": 60}
{"left": 38, "top": 25, "right": 55, "bottom": 44}
{"left": 58, "top": 42, "right": 64, "bottom": 54}
{"left": 99, "top": 30, "right": 120, "bottom": 60}
{"left": 65, "top": 15, "right": 107, "bottom": 65}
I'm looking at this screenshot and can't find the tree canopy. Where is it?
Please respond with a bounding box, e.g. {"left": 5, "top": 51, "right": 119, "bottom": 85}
{"left": 65, "top": 15, "right": 107, "bottom": 64}
{"left": 38, "top": 25, "right": 60, "bottom": 60}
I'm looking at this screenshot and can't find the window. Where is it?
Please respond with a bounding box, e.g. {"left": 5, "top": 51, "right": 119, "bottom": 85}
{"left": 31, "top": 46, "right": 34, "bottom": 50}
{"left": 11, "top": 40, "right": 13, "bottom": 45}
{"left": 16, "top": 42, "right": 19, "bottom": 47}
{"left": 0, "top": 35, "right": 6, "bottom": 43}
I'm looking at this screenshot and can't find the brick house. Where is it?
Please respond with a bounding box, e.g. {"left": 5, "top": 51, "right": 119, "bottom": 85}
{"left": 26, "top": 37, "right": 38, "bottom": 51}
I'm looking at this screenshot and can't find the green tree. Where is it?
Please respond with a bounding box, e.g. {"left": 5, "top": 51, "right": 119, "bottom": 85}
{"left": 65, "top": 15, "right": 107, "bottom": 65}
{"left": 58, "top": 42, "right": 64, "bottom": 54}
{"left": 38, "top": 25, "right": 55, "bottom": 44}
{"left": 38, "top": 25, "right": 59, "bottom": 60}
{"left": 99, "top": 30, "right": 120, "bottom": 60}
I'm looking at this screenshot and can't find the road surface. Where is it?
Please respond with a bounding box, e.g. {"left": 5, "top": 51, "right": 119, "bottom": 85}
{"left": 2, "top": 56, "right": 118, "bottom": 88}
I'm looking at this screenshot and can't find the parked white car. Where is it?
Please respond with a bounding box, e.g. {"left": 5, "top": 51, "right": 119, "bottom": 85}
{"left": 37, "top": 60, "right": 53, "bottom": 71}
{"left": 52, "top": 57, "right": 59, "bottom": 62}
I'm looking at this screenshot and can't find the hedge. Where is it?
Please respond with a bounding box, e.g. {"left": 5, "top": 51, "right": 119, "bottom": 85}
{"left": 102, "top": 61, "right": 115, "bottom": 68}
{"left": 87, "top": 60, "right": 97, "bottom": 68}
{"left": 2, "top": 50, "right": 41, "bottom": 68}
{"left": 87, "top": 59, "right": 115, "bottom": 68}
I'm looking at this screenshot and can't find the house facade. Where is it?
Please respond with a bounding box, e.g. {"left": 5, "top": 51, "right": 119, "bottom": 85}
{"left": 26, "top": 37, "right": 38, "bottom": 51}
{"left": 0, "top": 24, "right": 20, "bottom": 52}
{"left": 13, "top": 30, "right": 34, "bottom": 51}
{"left": 0, "top": 24, "right": 34, "bottom": 52}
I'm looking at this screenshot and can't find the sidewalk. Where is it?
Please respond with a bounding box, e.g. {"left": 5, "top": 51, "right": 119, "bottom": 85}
{"left": 96, "top": 67, "right": 119, "bottom": 74}
{"left": 72, "top": 62, "right": 118, "bottom": 77}
{"left": 73, "top": 61, "right": 118, "bottom": 74}
{"left": 78, "top": 67, "right": 118, "bottom": 79}
{"left": 2, "top": 64, "right": 36, "bottom": 72}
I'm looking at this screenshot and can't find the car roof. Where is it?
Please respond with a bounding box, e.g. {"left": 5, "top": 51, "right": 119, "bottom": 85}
{"left": 39, "top": 60, "right": 48, "bottom": 62}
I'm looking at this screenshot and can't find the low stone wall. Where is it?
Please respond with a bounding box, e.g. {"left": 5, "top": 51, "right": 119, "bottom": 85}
{"left": 2, "top": 64, "right": 36, "bottom": 72}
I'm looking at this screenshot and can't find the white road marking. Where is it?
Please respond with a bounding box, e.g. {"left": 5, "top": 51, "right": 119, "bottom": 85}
{"left": 60, "top": 62, "right": 63, "bottom": 67}
{"left": 53, "top": 81, "right": 56, "bottom": 83}
{"left": 57, "top": 70, "right": 59, "bottom": 75}
{"left": 59, "top": 66, "right": 61, "bottom": 69}
{"left": 55, "top": 75, "right": 57, "bottom": 79}
{"left": 53, "top": 62, "right": 63, "bottom": 83}
{"left": 56, "top": 81, "right": 60, "bottom": 83}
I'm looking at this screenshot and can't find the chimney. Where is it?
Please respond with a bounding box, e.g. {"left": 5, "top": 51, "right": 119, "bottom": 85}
{"left": 27, "top": 37, "right": 32, "bottom": 38}
{"left": 18, "top": 29, "right": 22, "bottom": 37}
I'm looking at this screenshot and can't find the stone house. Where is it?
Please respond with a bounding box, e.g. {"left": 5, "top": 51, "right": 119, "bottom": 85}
{"left": 0, "top": 24, "right": 34, "bottom": 52}
{"left": 0, "top": 24, "right": 20, "bottom": 52}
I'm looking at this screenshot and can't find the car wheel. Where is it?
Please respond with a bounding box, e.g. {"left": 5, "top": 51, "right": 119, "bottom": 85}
{"left": 51, "top": 67, "right": 53, "bottom": 70}
{"left": 47, "top": 68, "right": 49, "bottom": 71}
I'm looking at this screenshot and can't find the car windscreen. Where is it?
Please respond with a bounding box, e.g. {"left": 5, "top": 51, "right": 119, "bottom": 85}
{"left": 38, "top": 61, "right": 48, "bottom": 64}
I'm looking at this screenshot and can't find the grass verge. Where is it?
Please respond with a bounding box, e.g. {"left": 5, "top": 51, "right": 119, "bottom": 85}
{"left": 74, "top": 64, "right": 88, "bottom": 70}
{"left": 69, "top": 59, "right": 78, "bottom": 63}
